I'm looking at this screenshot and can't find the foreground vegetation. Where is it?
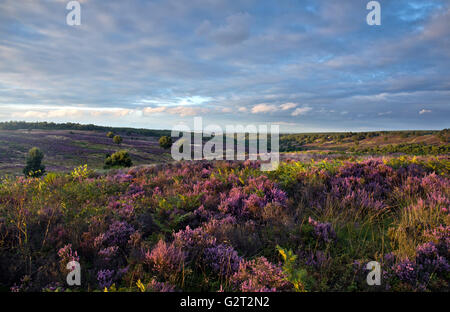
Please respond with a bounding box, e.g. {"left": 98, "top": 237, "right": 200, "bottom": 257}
{"left": 0, "top": 156, "right": 448, "bottom": 292}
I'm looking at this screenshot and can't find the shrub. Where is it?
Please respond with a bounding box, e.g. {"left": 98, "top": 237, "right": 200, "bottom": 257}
{"left": 113, "top": 135, "right": 123, "bottom": 145}
{"left": 1, "top": 157, "right": 449, "bottom": 292}
{"left": 230, "top": 257, "right": 292, "bottom": 292}
{"left": 23, "top": 147, "right": 45, "bottom": 177}
{"left": 159, "top": 136, "right": 172, "bottom": 149}
{"left": 104, "top": 150, "right": 133, "bottom": 169}
{"left": 145, "top": 240, "right": 186, "bottom": 283}
{"left": 107, "top": 131, "right": 114, "bottom": 138}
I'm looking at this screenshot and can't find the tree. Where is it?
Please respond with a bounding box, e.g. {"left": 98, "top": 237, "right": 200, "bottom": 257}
{"left": 106, "top": 131, "right": 114, "bottom": 138}
{"left": 159, "top": 136, "right": 172, "bottom": 149}
{"left": 104, "top": 150, "right": 133, "bottom": 169}
{"left": 113, "top": 135, "right": 123, "bottom": 145}
{"left": 23, "top": 147, "right": 45, "bottom": 177}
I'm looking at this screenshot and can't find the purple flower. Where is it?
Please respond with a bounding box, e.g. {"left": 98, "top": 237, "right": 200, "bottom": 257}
{"left": 97, "top": 269, "right": 115, "bottom": 289}
{"left": 204, "top": 244, "right": 242, "bottom": 276}
{"left": 102, "top": 221, "right": 135, "bottom": 247}
{"left": 308, "top": 217, "right": 337, "bottom": 244}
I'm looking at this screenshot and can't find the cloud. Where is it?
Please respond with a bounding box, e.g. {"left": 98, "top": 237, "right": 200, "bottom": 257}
{"left": 166, "top": 106, "right": 209, "bottom": 117}
{"left": 419, "top": 109, "right": 432, "bottom": 114}
{"left": 0, "top": 0, "right": 449, "bottom": 131}
{"left": 199, "top": 12, "right": 251, "bottom": 46}
{"left": 220, "top": 107, "right": 233, "bottom": 113}
{"left": 291, "top": 106, "right": 312, "bottom": 116}
{"left": 251, "top": 103, "right": 278, "bottom": 114}
{"left": 12, "top": 111, "right": 48, "bottom": 119}
{"left": 280, "top": 102, "right": 298, "bottom": 110}
{"left": 143, "top": 106, "right": 167, "bottom": 114}
{"left": 10, "top": 107, "right": 132, "bottom": 119}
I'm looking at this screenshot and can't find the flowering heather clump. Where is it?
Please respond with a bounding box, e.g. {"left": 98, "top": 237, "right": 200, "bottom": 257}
{"left": 308, "top": 217, "right": 337, "bottom": 244}
{"left": 58, "top": 244, "right": 80, "bottom": 275}
{"left": 98, "top": 246, "right": 119, "bottom": 262}
{"left": 173, "top": 225, "right": 217, "bottom": 251}
{"left": 57, "top": 244, "right": 80, "bottom": 263}
{"left": 172, "top": 224, "right": 243, "bottom": 278}
{"left": 302, "top": 250, "right": 330, "bottom": 269}
{"left": 97, "top": 269, "right": 115, "bottom": 289}
{"left": 231, "top": 257, "right": 292, "bottom": 292}
{"left": 392, "top": 239, "right": 449, "bottom": 290}
{"left": 217, "top": 175, "right": 287, "bottom": 219}
{"left": 101, "top": 221, "right": 135, "bottom": 247}
{"left": 0, "top": 156, "right": 448, "bottom": 292}
{"left": 145, "top": 240, "right": 186, "bottom": 276}
{"left": 204, "top": 244, "right": 242, "bottom": 276}
{"left": 218, "top": 187, "right": 247, "bottom": 216}
{"left": 327, "top": 160, "right": 399, "bottom": 211}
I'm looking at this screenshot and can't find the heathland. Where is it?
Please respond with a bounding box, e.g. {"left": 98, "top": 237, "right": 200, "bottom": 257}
{"left": 0, "top": 122, "right": 448, "bottom": 292}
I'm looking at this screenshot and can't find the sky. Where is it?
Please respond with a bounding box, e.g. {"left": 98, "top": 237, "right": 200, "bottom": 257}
{"left": 0, "top": 0, "right": 449, "bottom": 132}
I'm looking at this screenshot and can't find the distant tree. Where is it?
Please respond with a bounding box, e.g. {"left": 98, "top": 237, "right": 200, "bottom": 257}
{"left": 107, "top": 131, "right": 114, "bottom": 138}
{"left": 104, "top": 150, "right": 132, "bottom": 169}
{"left": 23, "top": 147, "right": 45, "bottom": 177}
{"left": 159, "top": 136, "right": 172, "bottom": 149}
{"left": 113, "top": 135, "right": 123, "bottom": 145}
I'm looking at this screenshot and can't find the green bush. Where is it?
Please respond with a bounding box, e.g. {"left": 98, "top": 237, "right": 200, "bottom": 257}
{"left": 113, "top": 135, "right": 123, "bottom": 145}
{"left": 104, "top": 150, "right": 132, "bottom": 169}
{"left": 159, "top": 136, "right": 172, "bottom": 149}
{"left": 106, "top": 131, "right": 114, "bottom": 138}
{"left": 23, "top": 147, "right": 45, "bottom": 177}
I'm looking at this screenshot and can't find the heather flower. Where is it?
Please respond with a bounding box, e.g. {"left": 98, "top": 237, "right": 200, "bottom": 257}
{"left": 98, "top": 246, "right": 119, "bottom": 262}
{"left": 218, "top": 187, "right": 246, "bottom": 216}
{"left": 97, "top": 269, "right": 115, "bottom": 289}
{"left": 303, "top": 250, "right": 329, "bottom": 269}
{"left": 230, "top": 257, "right": 292, "bottom": 292}
{"left": 392, "top": 237, "right": 449, "bottom": 290}
{"left": 173, "top": 225, "right": 217, "bottom": 251}
{"left": 102, "top": 221, "right": 135, "bottom": 247}
{"left": 308, "top": 217, "right": 337, "bottom": 244}
{"left": 145, "top": 240, "right": 186, "bottom": 276}
{"left": 264, "top": 187, "right": 287, "bottom": 204}
{"left": 126, "top": 183, "right": 145, "bottom": 197}
{"left": 204, "top": 244, "right": 242, "bottom": 276}
{"left": 58, "top": 244, "right": 79, "bottom": 263}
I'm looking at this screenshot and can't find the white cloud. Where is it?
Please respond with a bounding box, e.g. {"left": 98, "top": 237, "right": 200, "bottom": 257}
{"left": 251, "top": 103, "right": 278, "bottom": 114}
{"left": 291, "top": 106, "right": 312, "bottom": 116}
{"left": 12, "top": 110, "right": 48, "bottom": 119}
{"left": 166, "top": 106, "right": 209, "bottom": 117}
{"left": 143, "top": 106, "right": 167, "bottom": 114}
{"left": 280, "top": 102, "right": 297, "bottom": 110}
